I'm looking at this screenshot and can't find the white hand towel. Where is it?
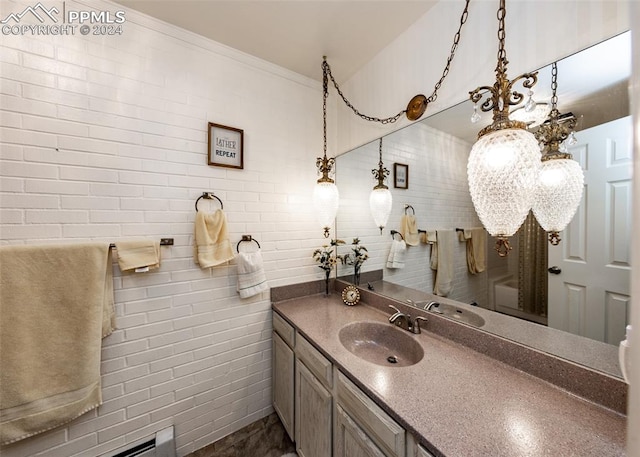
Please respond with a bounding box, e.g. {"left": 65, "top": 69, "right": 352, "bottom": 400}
{"left": 386, "top": 239, "right": 406, "bottom": 269}
{"left": 236, "top": 251, "right": 269, "bottom": 299}
{"left": 434, "top": 229, "right": 454, "bottom": 297}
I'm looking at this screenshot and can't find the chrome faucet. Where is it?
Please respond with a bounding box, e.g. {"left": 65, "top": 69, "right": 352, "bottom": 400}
{"left": 388, "top": 305, "right": 427, "bottom": 334}
{"left": 424, "top": 301, "right": 442, "bottom": 314}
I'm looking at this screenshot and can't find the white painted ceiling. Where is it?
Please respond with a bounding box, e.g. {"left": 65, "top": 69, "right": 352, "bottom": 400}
{"left": 113, "top": 0, "right": 438, "bottom": 82}
{"left": 112, "top": 1, "right": 630, "bottom": 142}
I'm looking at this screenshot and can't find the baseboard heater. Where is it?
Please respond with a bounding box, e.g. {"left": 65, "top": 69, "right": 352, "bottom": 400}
{"left": 105, "top": 426, "right": 176, "bottom": 457}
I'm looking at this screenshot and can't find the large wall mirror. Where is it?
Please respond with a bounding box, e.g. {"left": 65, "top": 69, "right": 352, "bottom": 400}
{"left": 334, "top": 31, "right": 631, "bottom": 378}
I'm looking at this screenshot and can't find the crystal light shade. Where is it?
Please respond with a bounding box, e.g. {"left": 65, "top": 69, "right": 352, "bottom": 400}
{"left": 313, "top": 181, "right": 339, "bottom": 234}
{"left": 369, "top": 187, "right": 393, "bottom": 232}
{"left": 532, "top": 158, "right": 584, "bottom": 235}
{"left": 467, "top": 128, "right": 542, "bottom": 237}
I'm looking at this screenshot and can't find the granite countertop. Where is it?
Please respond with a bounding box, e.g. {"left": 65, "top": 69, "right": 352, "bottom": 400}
{"left": 273, "top": 294, "right": 626, "bottom": 457}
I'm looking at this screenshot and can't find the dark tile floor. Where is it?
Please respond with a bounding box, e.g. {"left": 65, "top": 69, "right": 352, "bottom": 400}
{"left": 186, "top": 413, "right": 296, "bottom": 457}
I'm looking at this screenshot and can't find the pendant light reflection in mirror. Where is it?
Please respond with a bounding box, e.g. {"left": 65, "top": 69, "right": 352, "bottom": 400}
{"left": 369, "top": 138, "right": 392, "bottom": 233}
{"left": 531, "top": 62, "right": 584, "bottom": 245}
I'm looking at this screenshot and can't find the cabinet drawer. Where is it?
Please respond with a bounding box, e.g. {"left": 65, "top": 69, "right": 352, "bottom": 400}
{"left": 295, "top": 333, "right": 333, "bottom": 389}
{"left": 273, "top": 310, "right": 295, "bottom": 347}
{"left": 337, "top": 372, "right": 405, "bottom": 457}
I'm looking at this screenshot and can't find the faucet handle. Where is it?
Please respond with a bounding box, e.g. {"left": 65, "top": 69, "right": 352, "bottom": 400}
{"left": 424, "top": 301, "right": 440, "bottom": 311}
{"left": 388, "top": 304, "right": 401, "bottom": 314}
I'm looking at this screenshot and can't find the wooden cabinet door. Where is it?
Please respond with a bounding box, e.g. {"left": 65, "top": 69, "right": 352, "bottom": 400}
{"left": 295, "top": 360, "right": 332, "bottom": 457}
{"left": 273, "top": 331, "right": 295, "bottom": 441}
{"left": 417, "top": 444, "right": 435, "bottom": 457}
{"left": 335, "top": 405, "right": 386, "bottom": 457}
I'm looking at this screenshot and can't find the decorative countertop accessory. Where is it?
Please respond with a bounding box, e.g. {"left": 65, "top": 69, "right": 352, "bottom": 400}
{"left": 341, "top": 284, "right": 361, "bottom": 306}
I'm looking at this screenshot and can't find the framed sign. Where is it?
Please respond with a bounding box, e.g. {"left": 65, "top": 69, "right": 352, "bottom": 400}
{"left": 208, "top": 122, "right": 244, "bottom": 169}
{"left": 394, "top": 163, "right": 409, "bottom": 189}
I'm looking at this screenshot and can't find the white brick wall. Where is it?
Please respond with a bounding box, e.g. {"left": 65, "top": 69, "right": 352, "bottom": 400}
{"left": 335, "top": 122, "right": 487, "bottom": 306}
{"left": 0, "top": 0, "right": 329, "bottom": 455}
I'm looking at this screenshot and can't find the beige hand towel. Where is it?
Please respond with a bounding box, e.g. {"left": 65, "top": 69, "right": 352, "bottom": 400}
{"left": 467, "top": 227, "right": 487, "bottom": 274}
{"left": 115, "top": 239, "right": 160, "bottom": 272}
{"left": 434, "top": 229, "right": 454, "bottom": 297}
{"left": 457, "top": 229, "right": 472, "bottom": 241}
{"left": 400, "top": 215, "right": 420, "bottom": 246}
{"left": 0, "top": 243, "right": 114, "bottom": 445}
{"left": 194, "top": 209, "right": 234, "bottom": 268}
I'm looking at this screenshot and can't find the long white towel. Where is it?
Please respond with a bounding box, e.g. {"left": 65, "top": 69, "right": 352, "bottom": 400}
{"left": 0, "top": 243, "right": 114, "bottom": 445}
{"left": 386, "top": 239, "right": 406, "bottom": 269}
{"left": 236, "top": 251, "right": 269, "bottom": 298}
{"left": 434, "top": 229, "right": 454, "bottom": 297}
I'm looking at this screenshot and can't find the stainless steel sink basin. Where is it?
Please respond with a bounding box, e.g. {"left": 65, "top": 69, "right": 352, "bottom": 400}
{"left": 338, "top": 321, "right": 424, "bottom": 367}
{"left": 429, "top": 303, "right": 485, "bottom": 327}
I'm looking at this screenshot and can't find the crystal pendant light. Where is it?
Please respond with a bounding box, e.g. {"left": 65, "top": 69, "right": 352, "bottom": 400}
{"left": 369, "top": 138, "right": 393, "bottom": 233}
{"left": 313, "top": 58, "right": 339, "bottom": 238}
{"left": 532, "top": 62, "right": 584, "bottom": 245}
{"left": 467, "top": 0, "right": 542, "bottom": 257}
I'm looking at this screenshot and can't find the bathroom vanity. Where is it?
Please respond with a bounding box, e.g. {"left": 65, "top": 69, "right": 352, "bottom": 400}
{"left": 272, "top": 287, "right": 626, "bottom": 456}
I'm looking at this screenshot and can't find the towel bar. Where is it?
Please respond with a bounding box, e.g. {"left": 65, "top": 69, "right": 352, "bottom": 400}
{"left": 404, "top": 204, "right": 415, "bottom": 215}
{"left": 236, "top": 234, "right": 261, "bottom": 252}
{"left": 109, "top": 238, "right": 174, "bottom": 249}
{"left": 390, "top": 230, "right": 404, "bottom": 240}
{"left": 195, "top": 192, "right": 224, "bottom": 211}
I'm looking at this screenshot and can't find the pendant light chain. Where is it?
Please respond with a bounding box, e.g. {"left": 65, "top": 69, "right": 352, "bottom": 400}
{"left": 316, "top": 62, "right": 335, "bottom": 184}
{"left": 322, "top": 0, "right": 471, "bottom": 124}
{"left": 549, "top": 62, "right": 559, "bottom": 120}
{"left": 496, "top": 0, "right": 506, "bottom": 64}
{"left": 371, "top": 138, "right": 390, "bottom": 189}
{"left": 323, "top": 62, "right": 328, "bottom": 158}
{"left": 428, "top": 0, "right": 470, "bottom": 106}
{"left": 323, "top": 59, "right": 404, "bottom": 124}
